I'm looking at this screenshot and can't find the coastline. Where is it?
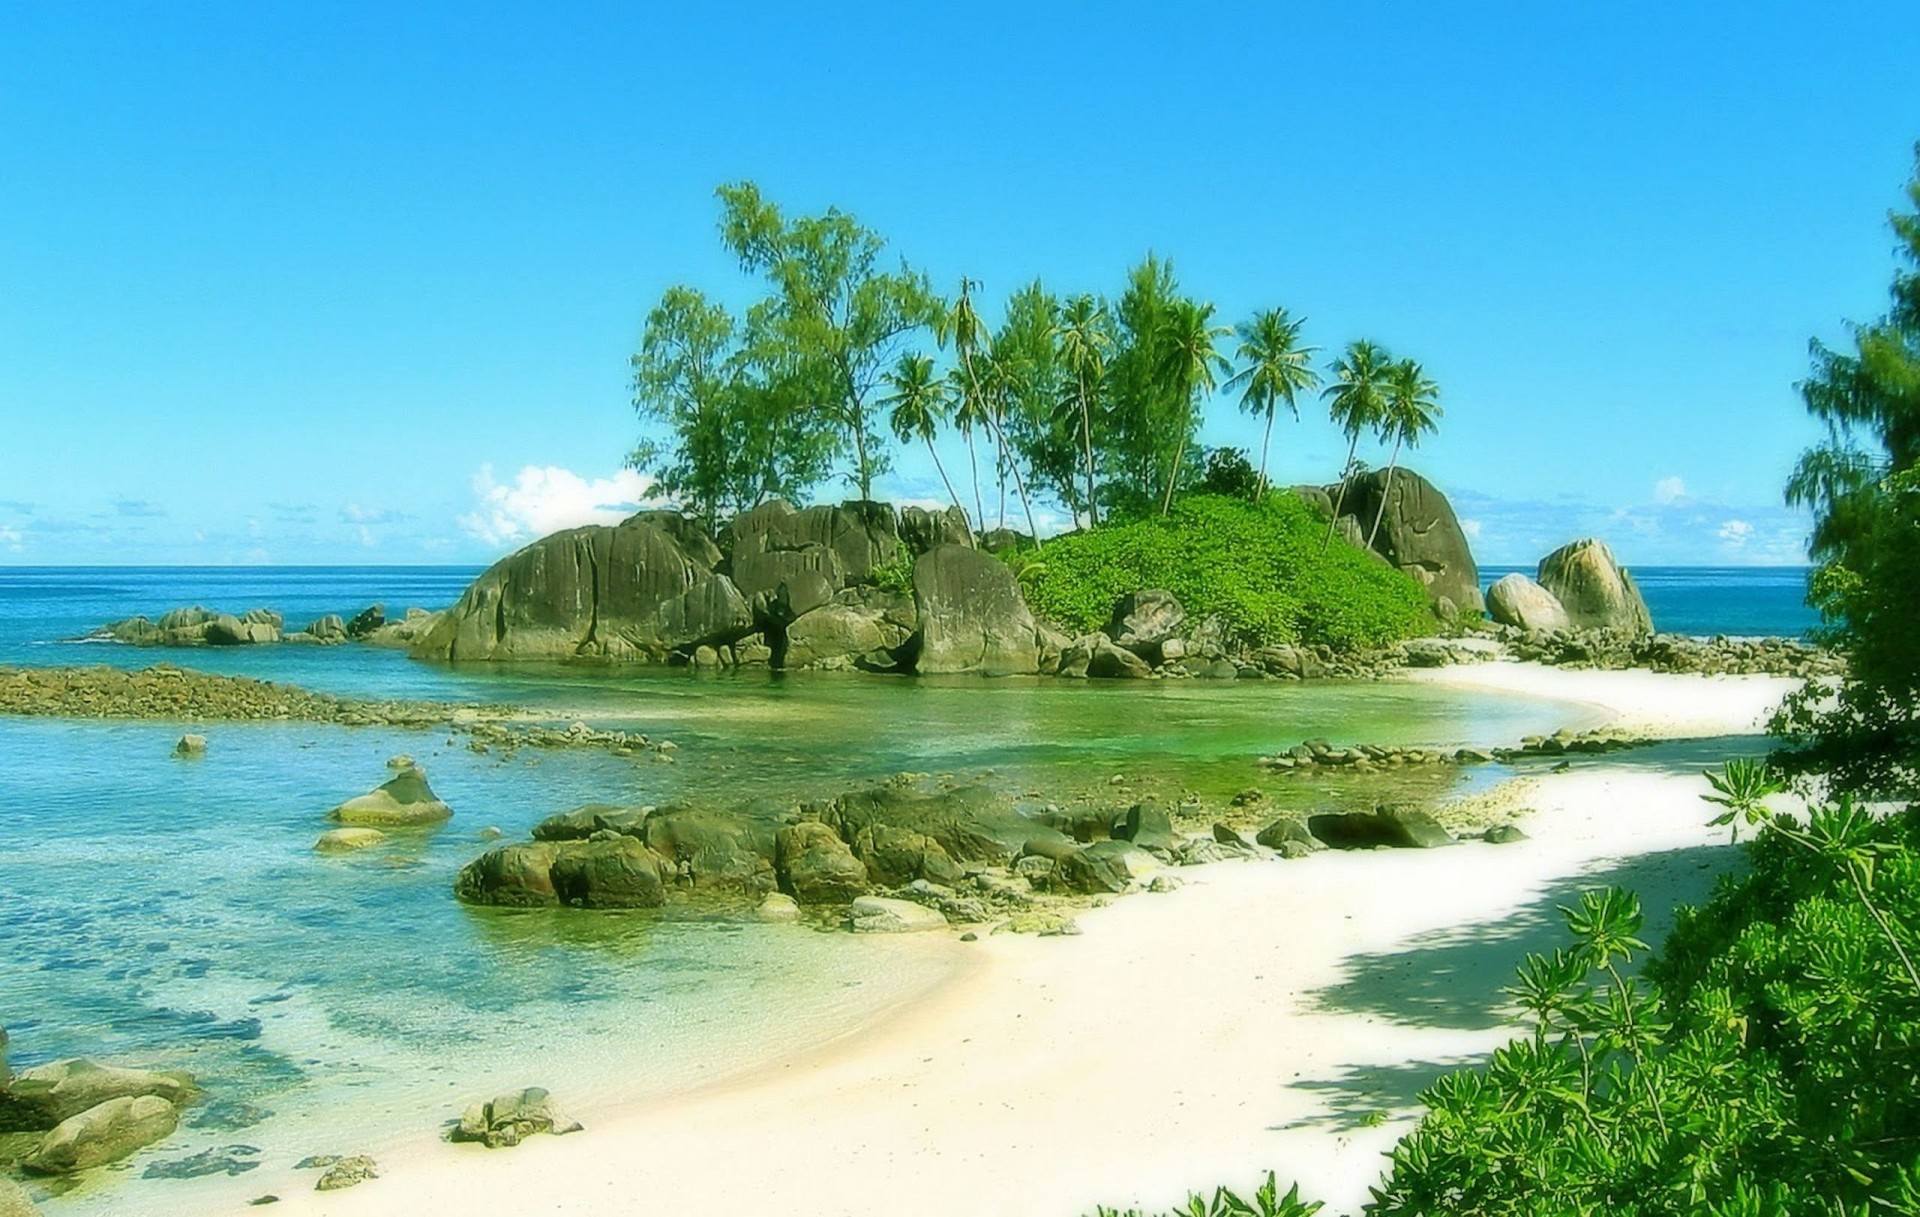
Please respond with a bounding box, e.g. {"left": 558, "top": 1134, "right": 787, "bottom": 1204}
{"left": 253, "top": 662, "right": 1790, "bottom": 1217}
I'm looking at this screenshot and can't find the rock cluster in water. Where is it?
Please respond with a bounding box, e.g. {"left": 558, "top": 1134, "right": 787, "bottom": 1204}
{"left": 0, "top": 664, "right": 481, "bottom": 726}
{"left": 0, "top": 1053, "right": 200, "bottom": 1181}
{"left": 91, "top": 604, "right": 443, "bottom": 650}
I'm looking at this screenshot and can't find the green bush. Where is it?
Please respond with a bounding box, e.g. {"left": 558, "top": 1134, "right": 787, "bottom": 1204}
{"left": 1017, "top": 493, "right": 1431, "bottom": 652}
{"left": 1366, "top": 766, "right": 1920, "bottom": 1216}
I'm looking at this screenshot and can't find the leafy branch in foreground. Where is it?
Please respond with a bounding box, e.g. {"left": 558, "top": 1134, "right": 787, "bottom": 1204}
{"left": 1088, "top": 1173, "right": 1322, "bottom": 1217}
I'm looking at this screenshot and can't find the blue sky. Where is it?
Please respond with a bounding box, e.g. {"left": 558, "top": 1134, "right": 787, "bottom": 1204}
{"left": 3, "top": 2, "right": 1917, "bottom": 568}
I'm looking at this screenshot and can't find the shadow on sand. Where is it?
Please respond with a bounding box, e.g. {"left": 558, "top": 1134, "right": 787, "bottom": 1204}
{"left": 1291, "top": 737, "right": 1772, "bottom": 1131}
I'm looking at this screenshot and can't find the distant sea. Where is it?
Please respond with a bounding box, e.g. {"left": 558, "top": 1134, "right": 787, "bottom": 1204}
{"left": 1479, "top": 565, "right": 1817, "bottom": 639}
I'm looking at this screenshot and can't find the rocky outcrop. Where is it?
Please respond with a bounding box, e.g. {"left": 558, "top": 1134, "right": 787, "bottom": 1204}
{"left": 899, "top": 505, "right": 974, "bottom": 554}
{"left": 775, "top": 821, "right": 869, "bottom": 904}
{"left": 0, "top": 1177, "right": 38, "bottom": 1217}
{"left": 326, "top": 763, "right": 452, "bottom": 827}
{"left": 314, "top": 827, "right": 387, "bottom": 853}
{"left": 454, "top": 837, "right": 670, "bottom": 908}
{"left": 826, "top": 784, "right": 1068, "bottom": 868}
{"left": 784, "top": 593, "right": 914, "bottom": 671}
{"left": 99, "top": 607, "right": 281, "bottom": 646}
{"left": 732, "top": 500, "right": 903, "bottom": 584}
{"left": 0, "top": 1060, "right": 197, "bottom": 1132}
{"left": 1537, "top": 539, "right": 1653, "bottom": 635}
{"left": 453, "top": 1088, "right": 581, "bottom": 1149}
{"left": 22, "top": 1096, "right": 179, "bottom": 1174}
{"left": 1056, "top": 840, "right": 1161, "bottom": 893}
{"left": 1308, "top": 804, "right": 1456, "bottom": 850}
{"left": 911, "top": 545, "right": 1040, "bottom": 675}
{"left": 531, "top": 804, "right": 649, "bottom": 842}
{"left": 1486, "top": 573, "right": 1570, "bottom": 635}
{"left": 1106, "top": 590, "right": 1185, "bottom": 662}
{"left": 414, "top": 513, "right": 726, "bottom": 662}
{"left": 1328, "top": 468, "right": 1482, "bottom": 614}
{"left": 642, "top": 805, "right": 776, "bottom": 895}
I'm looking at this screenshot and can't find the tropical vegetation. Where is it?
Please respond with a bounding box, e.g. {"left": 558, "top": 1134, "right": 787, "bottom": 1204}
{"left": 631, "top": 183, "right": 1442, "bottom": 539}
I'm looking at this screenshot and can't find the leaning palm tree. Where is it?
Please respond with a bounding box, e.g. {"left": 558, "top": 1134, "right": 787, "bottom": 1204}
{"left": 1051, "top": 293, "right": 1111, "bottom": 526}
{"left": 1366, "top": 358, "right": 1443, "bottom": 548}
{"left": 1223, "top": 307, "right": 1319, "bottom": 501}
{"left": 946, "top": 364, "right": 988, "bottom": 528}
{"left": 883, "top": 352, "right": 964, "bottom": 515}
{"left": 1157, "top": 299, "right": 1231, "bottom": 515}
{"left": 1321, "top": 339, "right": 1392, "bottom": 547}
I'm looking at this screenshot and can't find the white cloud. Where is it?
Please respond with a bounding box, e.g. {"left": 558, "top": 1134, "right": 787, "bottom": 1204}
{"left": 342, "top": 503, "right": 408, "bottom": 525}
{"left": 0, "top": 525, "right": 21, "bottom": 551}
{"left": 1459, "top": 518, "right": 1483, "bottom": 539}
{"left": 1717, "top": 519, "right": 1754, "bottom": 547}
{"left": 459, "top": 464, "right": 657, "bottom": 546}
{"left": 1653, "top": 476, "right": 1687, "bottom": 504}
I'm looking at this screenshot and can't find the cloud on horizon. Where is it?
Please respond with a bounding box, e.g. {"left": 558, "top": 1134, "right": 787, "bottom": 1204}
{"left": 459, "top": 464, "right": 656, "bottom": 546}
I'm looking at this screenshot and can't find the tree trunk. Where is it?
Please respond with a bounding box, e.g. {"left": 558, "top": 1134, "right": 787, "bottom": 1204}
{"left": 1078, "top": 380, "right": 1100, "bottom": 526}
{"left": 852, "top": 419, "right": 872, "bottom": 500}
{"left": 1256, "top": 404, "right": 1275, "bottom": 502}
{"left": 1160, "top": 439, "right": 1185, "bottom": 515}
{"left": 966, "top": 430, "right": 984, "bottom": 529}
{"left": 926, "top": 436, "right": 964, "bottom": 515}
{"left": 1366, "top": 437, "right": 1403, "bottom": 550}
{"left": 986, "top": 409, "right": 1043, "bottom": 551}
{"left": 1323, "top": 432, "right": 1363, "bottom": 550}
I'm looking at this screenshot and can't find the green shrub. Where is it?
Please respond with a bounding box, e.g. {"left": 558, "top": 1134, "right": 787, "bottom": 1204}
{"left": 1017, "top": 493, "right": 1431, "bottom": 652}
{"left": 1366, "top": 767, "right": 1920, "bottom": 1216}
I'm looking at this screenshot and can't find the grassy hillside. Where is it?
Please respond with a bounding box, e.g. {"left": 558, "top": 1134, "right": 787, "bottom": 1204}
{"left": 1015, "top": 493, "right": 1432, "bottom": 652}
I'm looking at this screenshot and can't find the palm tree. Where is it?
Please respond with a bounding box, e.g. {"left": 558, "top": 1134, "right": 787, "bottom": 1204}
{"left": 1157, "top": 299, "right": 1231, "bottom": 514}
{"left": 1052, "top": 293, "right": 1111, "bottom": 526}
{"left": 946, "top": 364, "right": 988, "bottom": 529}
{"left": 1366, "top": 358, "right": 1443, "bottom": 548}
{"left": 883, "top": 352, "right": 964, "bottom": 515}
{"left": 1223, "top": 307, "right": 1319, "bottom": 501}
{"left": 940, "top": 278, "right": 1042, "bottom": 547}
{"left": 1322, "top": 339, "right": 1392, "bottom": 547}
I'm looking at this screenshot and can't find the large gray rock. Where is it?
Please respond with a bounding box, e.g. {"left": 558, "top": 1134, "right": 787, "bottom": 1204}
{"left": 732, "top": 500, "right": 902, "bottom": 585}
{"left": 1086, "top": 634, "right": 1152, "bottom": 679}
{"left": 23, "top": 1096, "right": 179, "bottom": 1174}
{"left": 776, "top": 821, "right": 869, "bottom": 904}
{"left": 453, "top": 838, "right": 670, "bottom": 908}
{"left": 654, "top": 575, "right": 753, "bottom": 651}
{"left": 205, "top": 613, "right": 280, "bottom": 645}
{"left": 849, "top": 895, "right": 947, "bottom": 933}
{"left": 849, "top": 823, "right": 965, "bottom": 887}
{"left": 1308, "top": 805, "right": 1456, "bottom": 850}
{"left": 530, "top": 803, "right": 649, "bottom": 841}
{"left": 912, "top": 545, "right": 1039, "bottom": 675}
{"left": 1056, "top": 840, "right": 1161, "bottom": 893}
{"left": 826, "top": 784, "right": 1069, "bottom": 868}
{"left": 1328, "top": 468, "right": 1482, "bottom": 613}
{"left": 732, "top": 545, "right": 842, "bottom": 623}
{"left": 899, "top": 505, "right": 975, "bottom": 555}
{"left": 327, "top": 764, "right": 452, "bottom": 827}
{"left": 1487, "top": 573, "right": 1571, "bottom": 635}
{"left": 453, "top": 1087, "right": 582, "bottom": 1149}
{"left": 1106, "top": 590, "right": 1185, "bottom": 657}
{"left": 0, "top": 1060, "right": 197, "bottom": 1132}
{"left": 414, "top": 513, "right": 718, "bottom": 662}
{"left": 1537, "top": 539, "right": 1653, "bottom": 636}
{"left": 784, "top": 600, "right": 912, "bottom": 671}
{"left": 642, "top": 805, "right": 776, "bottom": 896}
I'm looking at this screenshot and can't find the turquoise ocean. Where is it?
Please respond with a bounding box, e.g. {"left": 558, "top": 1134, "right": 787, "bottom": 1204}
{"left": 0, "top": 565, "right": 1810, "bottom": 1212}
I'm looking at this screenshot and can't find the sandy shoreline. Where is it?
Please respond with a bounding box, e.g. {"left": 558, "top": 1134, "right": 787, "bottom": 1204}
{"left": 249, "top": 662, "right": 1790, "bottom": 1216}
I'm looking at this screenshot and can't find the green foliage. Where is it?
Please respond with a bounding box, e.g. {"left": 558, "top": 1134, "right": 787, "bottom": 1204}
{"left": 868, "top": 552, "right": 914, "bottom": 595}
{"left": 1017, "top": 493, "right": 1431, "bottom": 651}
{"left": 1365, "top": 766, "right": 1920, "bottom": 1217}
{"left": 1197, "top": 447, "right": 1261, "bottom": 500}
{"left": 1775, "top": 144, "right": 1920, "bottom": 797}
{"left": 1088, "top": 1173, "right": 1323, "bottom": 1217}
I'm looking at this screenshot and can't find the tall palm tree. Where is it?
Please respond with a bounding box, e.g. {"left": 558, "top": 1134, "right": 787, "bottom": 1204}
{"left": 1321, "top": 339, "right": 1392, "bottom": 547}
{"left": 946, "top": 364, "right": 988, "bottom": 529}
{"left": 1052, "top": 293, "right": 1111, "bottom": 526}
{"left": 1157, "top": 299, "right": 1231, "bottom": 514}
{"left": 883, "top": 352, "right": 964, "bottom": 515}
{"left": 1222, "top": 307, "right": 1319, "bottom": 501}
{"left": 940, "top": 278, "right": 1042, "bottom": 547}
{"left": 1366, "top": 358, "right": 1443, "bottom": 548}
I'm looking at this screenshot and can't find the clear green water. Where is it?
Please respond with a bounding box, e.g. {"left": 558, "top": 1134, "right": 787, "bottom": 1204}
{"left": 0, "top": 568, "right": 1602, "bottom": 1213}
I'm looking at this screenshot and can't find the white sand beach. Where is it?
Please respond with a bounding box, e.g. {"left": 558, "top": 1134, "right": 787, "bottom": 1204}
{"left": 262, "top": 664, "right": 1792, "bottom": 1216}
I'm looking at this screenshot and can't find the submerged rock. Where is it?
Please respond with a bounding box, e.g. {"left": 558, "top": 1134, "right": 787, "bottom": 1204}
{"left": 455, "top": 838, "right": 670, "bottom": 909}
{"left": 173, "top": 733, "right": 207, "bottom": 757}
{"left": 326, "top": 764, "right": 452, "bottom": 827}
{"left": 314, "top": 827, "right": 387, "bottom": 854}
{"left": 0, "top": 1178, "right": 38, "bottom": 1217}
{"left": 452, "top": 1088, "right": 581, "bottom": 1149}
{"left": 311, "top": 1155, "right": 378, "bottom": 1191}
{"left": 23, "top": 1095, "right": 179, "bottom": 1174}
{"left": 142, "top": 1145, "right": 261, "bottom": 1179}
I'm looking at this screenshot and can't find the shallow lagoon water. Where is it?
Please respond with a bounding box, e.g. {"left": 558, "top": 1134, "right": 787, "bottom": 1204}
{"left": 0, "top": 566, "right": 1622, "bottom": 1212}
